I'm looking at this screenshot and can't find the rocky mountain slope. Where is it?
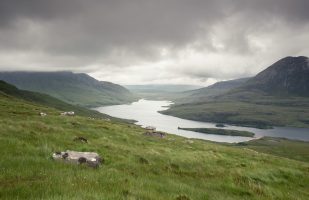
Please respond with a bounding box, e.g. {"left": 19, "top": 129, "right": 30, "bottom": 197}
{"left": 242, "top": 56, "right": 309, "bottom": 96}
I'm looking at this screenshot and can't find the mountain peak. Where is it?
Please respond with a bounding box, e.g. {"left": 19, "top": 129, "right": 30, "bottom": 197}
{"left": 276, "top": 56, "right": 308, "bottom": 68}
{"left": 283, "top": 56, "right": 308, "bottom": 60}
{"left": 244, "top": 56, "right": 309, "bottom": 96}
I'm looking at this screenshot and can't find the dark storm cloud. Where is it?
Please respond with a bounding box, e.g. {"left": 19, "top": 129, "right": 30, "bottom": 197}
{"left": 0, "top": 0, "right": 83, "bottom": 25}
{"left": 0, "top": 0, "right": 223, "bottom": 56}
{"left": 0, "top": 0, "right": 308, "bottom": 84}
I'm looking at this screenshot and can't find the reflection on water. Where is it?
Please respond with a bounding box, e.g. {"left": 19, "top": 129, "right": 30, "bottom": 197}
{"left": 95, "top": 99, "right": 309, "bottom": 143}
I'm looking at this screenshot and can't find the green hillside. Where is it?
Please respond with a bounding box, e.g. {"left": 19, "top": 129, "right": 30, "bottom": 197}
{"left": 162, "top": 95, "right": 309, "bottom": 129}
{"left": 234, "top": 137, "right": 309, "bottom": 163}
{"left": 0, "top": 80, "right": 308, "bottom": 199}
{"left": 162, "top": 57, "right": 309, "bottom": 128}
{"left": 0, "top": 71, "right": 137, "bottom": 107}
{"left": 0, "top": 80, "right": 111, "bottom": 119}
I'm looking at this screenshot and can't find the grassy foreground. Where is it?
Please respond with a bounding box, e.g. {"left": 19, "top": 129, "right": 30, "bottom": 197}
{"left": 235, "top": 137, "right": 309, "bottom": 163}
{"left": 0, "top": 93, "right": 309, "bottom": 199}
{"left": 178, "top": 127, "right": 254, "bottom": 137}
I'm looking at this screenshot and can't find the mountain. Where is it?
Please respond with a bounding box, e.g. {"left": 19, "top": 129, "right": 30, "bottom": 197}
{"left": 198, "top": 77, "right": 250, "bottom": 92}
{"left": 177, "top": 77, "right": 250, "bottom": 103}
{"left": 0, "top": 80, "right": 110, "bottom": 119}
{"left": 182, "top": 56, "right": 309, "bottom": 102}
{"left": 125, "top": 84, "right": 202, "bottom": 93}
{"left": 0, "top": 71, "right": 137, "bottom": 107}
{"left": 162, "top": 56, "right": 309, "bottom": 128}
{"left": 124, "top": 84, "right": 203, "bottom": 101}
{"left": 241, "top": 56, "right": 309, "bottom": 96}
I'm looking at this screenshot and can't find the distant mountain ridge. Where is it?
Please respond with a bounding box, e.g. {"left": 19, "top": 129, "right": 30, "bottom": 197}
{"left": 207, "top": 77, "right": 250, "bottom": 90}
{"left": 186, "top": 77, "right": 250, "bottom": 96}
{"left": 125, "top": 84, "right": 202, "bottom": 93}
{"left": 172, "top": 77, "right": 250, "bottom": 103}
{"left": 0, "top": 71, "right": 137, "bottom": 107}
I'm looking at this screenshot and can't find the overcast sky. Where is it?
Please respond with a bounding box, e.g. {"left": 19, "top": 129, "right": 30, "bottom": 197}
{"left": 0, "top": 0, "right": 308, "bottom": 85}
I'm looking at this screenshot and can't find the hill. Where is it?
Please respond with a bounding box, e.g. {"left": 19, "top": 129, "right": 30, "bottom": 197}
{"left": 0, "top": 80, "right": 113, "bottom": 119}
{"left": 177, "top": 56, "right": 309, "bottom": 102}
{"left": 176, "top": 77, "right": 250, "bottom": 103}
{"left": 0, "top": 86, "right": 308, "bottom": 199}
{"left": 234, "top": 137, "right": 309, "bottom": 163}
{"left": 242, "top": 56, "right": 309, "bottom": 96}
{"left": 0, "top": 71, "right": 137, "bottom": 107}
{"left": 162, "top": 56, "right": 309, "bottom": 128}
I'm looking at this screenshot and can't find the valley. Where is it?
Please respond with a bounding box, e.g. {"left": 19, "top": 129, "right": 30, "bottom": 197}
{"left": 0, "top": 83, "right": 308, "bottom": 199}
{"left": 0, "top": 56, "right": 309, "bottom": 199}
{"left": 95, "top": 99, "right": 309, "bottom": 143}
{"left": 1, "top": 1, "right": 309, "bottom": 199}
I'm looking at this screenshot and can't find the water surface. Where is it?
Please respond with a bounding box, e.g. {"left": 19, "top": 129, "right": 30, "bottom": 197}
{"left": 95, "top": 99, "right": 309, "bottom": 143}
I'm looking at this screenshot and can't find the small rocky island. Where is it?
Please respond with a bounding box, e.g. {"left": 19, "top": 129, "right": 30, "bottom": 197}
{"left": 178, "top": 127, "right": 255, "bottom": 137}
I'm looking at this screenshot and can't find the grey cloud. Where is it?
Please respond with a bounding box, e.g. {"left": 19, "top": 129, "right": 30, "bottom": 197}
{"left": 0, "top": 0, "right": 308, "bottom": 84}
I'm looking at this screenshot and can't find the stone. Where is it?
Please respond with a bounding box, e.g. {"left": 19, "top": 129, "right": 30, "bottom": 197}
{"left": 52, "top": 150, "right": 102, "bottom": 168}
{"left": 60, "top": 111, "right": 75, "bottom": 116}
{"left": 39, "top": 112, "right": 47, "bottom": 117}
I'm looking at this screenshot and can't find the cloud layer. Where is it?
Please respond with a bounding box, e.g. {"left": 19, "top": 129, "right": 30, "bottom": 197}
{"left": 0, "top": 0, "right": 308, "bottom": 85}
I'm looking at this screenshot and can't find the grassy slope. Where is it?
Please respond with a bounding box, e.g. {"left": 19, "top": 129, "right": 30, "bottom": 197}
{"left": 0, "top": 80, "right": 110, "bottom": 119}
{"left": 162, "top": 94, "right": 309, "bottom": 129}
{"left": 0, "top": 72, "right": 137, "bottom": 107}
{"left": 0, "top": 93, "right": 308, "bottom": 199}
{"left": 235, "top": 137, "right": 309, "bottom": 163}
{"left": 162, "top": 57, "right": 309, "bottom": 129}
